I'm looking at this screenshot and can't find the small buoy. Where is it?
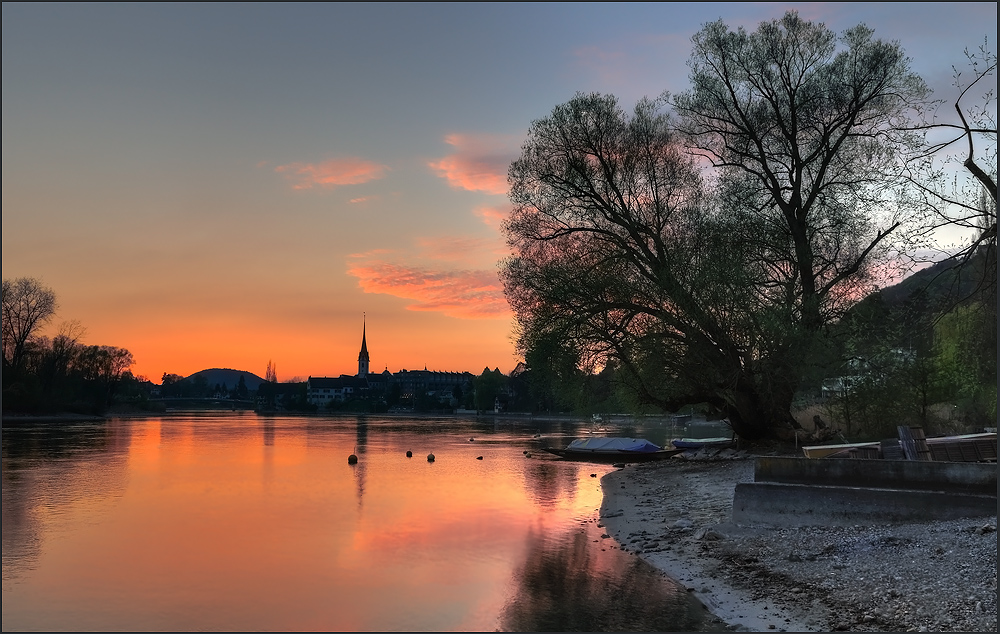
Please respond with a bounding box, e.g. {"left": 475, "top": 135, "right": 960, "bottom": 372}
{"left": 524, "top": 452, "right": 531, "bottom": 458}
{"left": 406, "top": 450, "right": 412, "bottom": 458}
{"left": 522, "top": 450, "right": 528, "bottom": 455}
{"left": 476, "top": 456, "right": 483, "bottom": 460}
{"left": 348, "top": 454, "right": 358, "bottom": 465}
{"left": 427, "top": 453, "right": 435, "bottom": 462}
{"left": 469, "top": 437, "right": 475, "bottom": 442}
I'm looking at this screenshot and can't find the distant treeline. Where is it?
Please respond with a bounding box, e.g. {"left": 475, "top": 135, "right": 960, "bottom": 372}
{"left": 3, "top": 278, "right": 146, "bottom": 414}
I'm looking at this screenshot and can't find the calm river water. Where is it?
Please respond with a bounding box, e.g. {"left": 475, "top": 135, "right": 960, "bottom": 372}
{"left": 2, "top": 413, "right": 715, "bottom": 631}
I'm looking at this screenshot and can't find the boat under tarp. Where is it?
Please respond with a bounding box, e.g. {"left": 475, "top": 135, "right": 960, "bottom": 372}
{"left": 543, "top": 437, "right": 682, "bottom": 462}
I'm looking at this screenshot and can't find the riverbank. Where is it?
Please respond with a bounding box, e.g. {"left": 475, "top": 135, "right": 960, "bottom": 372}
{"left": 599, "top": 457, "right": 997, "bottom": 632}
{"left": 1, "top": 412, "right": 107, "bottom": 424}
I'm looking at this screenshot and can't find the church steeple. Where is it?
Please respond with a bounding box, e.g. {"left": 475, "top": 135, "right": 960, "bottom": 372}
{"left": 357, "top": 315, "right": 370, "bottom": 377}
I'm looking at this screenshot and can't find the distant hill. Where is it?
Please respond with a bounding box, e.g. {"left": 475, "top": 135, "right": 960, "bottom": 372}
{"left": 835, "top": 249, "right": 994, "bottom": 352}
{"left": 879, "top": 252, "right": 991, "bottom": 309}
{"left": 184, "top": 368, "right": 267, "bottom": 391}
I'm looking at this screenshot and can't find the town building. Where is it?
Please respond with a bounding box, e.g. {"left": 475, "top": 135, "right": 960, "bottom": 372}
{"left": 306, "top": 375, "right": 369, "bottom": 405}
{"left": 392, "top": 368, "right": 474, "bottom": 407}
{"left": 358, "top": 318, "right": 369, "bottom": 378}
{"left": 305, "top": 319, "right": 474, "bottom": 409}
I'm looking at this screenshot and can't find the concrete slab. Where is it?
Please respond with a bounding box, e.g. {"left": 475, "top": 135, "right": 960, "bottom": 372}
{"left": 732, "top": 481, "right": 997, "bottom": 526}
{"left": 754, "top": 456, "right": 997, "bottom": 494}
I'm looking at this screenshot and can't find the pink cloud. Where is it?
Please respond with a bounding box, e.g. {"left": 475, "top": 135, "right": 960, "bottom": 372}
{"left": 275, "top": 158, "right": 388, "bottom": 190}
{"left": 415, "top": 235, "right": 506, "bottom": 263}
{"left": 347, "top": 253, "right": 511, "bottom": 319}
{"left": 428, "top": 134, "right": 520, "bottom": 196}
{"left": 474, "top": 205, "right": 511, "bottom": 229}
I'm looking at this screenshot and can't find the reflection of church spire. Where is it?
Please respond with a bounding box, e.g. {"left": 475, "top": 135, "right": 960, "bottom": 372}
{"left": 358, "top": 314, "right": 370, "bottom": 378}
{"left": 353, "top": 416, "right": 368, "bottom": 510}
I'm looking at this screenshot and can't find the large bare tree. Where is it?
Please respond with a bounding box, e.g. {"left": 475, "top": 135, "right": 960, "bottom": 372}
{"left": 673, "top": 11, "right": 930, "bottom": 332}
{"left": 906, "top": 41, "right": 996, "bottom": 304}
{"left": 2, "top": 277, "right": 57, "bottom": 379}
{"left": 502, "top": 13, "right": 934, "bottom": 439}
{"left": 502, "top": 93, "right": 800, "bottom": 438}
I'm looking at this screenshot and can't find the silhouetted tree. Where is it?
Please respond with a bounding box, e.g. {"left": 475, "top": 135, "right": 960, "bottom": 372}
{"left": 2, "top": 277, "right": 57, "bottom": 380}
{"left": 235, "top": 375, "right": 248, "bottom": 399}
{"left": 674, "top": 11, "right": 929, "bottom": 331}
{"left": 73, "top": 345, "right": 134, "bottom": 408}
{"left": 503, "top": 15, "right": 931, "bottom": 439}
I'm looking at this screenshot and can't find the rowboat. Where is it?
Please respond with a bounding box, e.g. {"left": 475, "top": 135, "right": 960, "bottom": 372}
{"left": 671, "top": 437, "right": 735, "bottom": 450}
{"left": 801, "top": 441, "right": 878, "bottom": 459}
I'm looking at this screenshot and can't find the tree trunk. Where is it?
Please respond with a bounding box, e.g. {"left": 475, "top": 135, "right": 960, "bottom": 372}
{"left": 718, "top": 367, "right": 799, "bottom": 441}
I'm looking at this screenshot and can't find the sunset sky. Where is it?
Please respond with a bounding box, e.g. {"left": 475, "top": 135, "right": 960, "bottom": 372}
{"left": 3, "top": 3, "right": 995, "bottom": 382}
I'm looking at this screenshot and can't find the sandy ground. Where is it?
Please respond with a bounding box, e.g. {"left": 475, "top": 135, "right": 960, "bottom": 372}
{"left": 599, "top": 456, "right": 997, "bottom": 632}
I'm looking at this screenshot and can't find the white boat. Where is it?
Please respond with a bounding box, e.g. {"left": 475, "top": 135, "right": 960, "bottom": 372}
{"left": 671, "top": 436, "right": 734, "bottom": 450}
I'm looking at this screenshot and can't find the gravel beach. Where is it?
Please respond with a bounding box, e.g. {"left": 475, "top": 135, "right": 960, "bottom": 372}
{"left": 599, "top": 457, "right": 997, "bottom": 632}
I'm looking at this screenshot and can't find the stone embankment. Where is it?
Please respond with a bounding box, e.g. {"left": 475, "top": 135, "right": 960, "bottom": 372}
{"left": 600, "top": 456, "right": 997, "bottom": 632}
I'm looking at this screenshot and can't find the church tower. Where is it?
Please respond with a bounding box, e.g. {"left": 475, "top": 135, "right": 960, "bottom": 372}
{"left": 357, "top": 317, "right": 370, "bottom": 378}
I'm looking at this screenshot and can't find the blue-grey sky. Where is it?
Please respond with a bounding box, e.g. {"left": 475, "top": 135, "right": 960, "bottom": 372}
{"left": 3, "top": 3, "right": 995, "bottom": 380}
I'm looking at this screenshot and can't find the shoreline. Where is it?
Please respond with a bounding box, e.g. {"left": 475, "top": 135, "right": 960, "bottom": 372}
{"left": 599, "top": 457, "right": 997, "bottom": 632}
{"left": 1, "top": 413, "right": 108, "bottom": 424}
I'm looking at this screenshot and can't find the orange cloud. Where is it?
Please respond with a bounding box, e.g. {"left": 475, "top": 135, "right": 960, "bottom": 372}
{"left": 428, "top": 134, "right": 520, "bottom": 196}
{"left": 347, "top": 253, "right": 510, "bottom": 319}
{"left": 275, "top": 158, "right": 387, "bottom": 190}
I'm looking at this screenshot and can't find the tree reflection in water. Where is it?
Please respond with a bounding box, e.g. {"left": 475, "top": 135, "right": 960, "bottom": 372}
{"left": 2, "top": 419, "right": 131, "bottom": 586}
{"left": 522, "top": 459, "right": 578, "bottom": 509}
{"left": 499, "top": 521, "right": 718, "bottom": 632}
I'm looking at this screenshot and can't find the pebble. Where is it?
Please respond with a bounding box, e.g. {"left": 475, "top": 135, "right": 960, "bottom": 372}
{"left": 598, "top": 457, "right": 997, "bottom": 632}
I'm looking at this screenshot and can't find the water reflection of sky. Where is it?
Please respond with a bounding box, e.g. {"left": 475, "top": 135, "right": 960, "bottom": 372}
{"left": 2, "top": 414, "right": 714, "bottom": 631}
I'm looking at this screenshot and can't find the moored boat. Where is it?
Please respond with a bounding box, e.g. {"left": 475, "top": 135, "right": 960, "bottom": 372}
{"left": 801, "top": 441, "right": 878, "bottom": 459}
{"left": 671, "top": 436, "right": 735, "bottom": 450}
{"left": 543, "top": 437, "right": 682, "bottom": 462}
